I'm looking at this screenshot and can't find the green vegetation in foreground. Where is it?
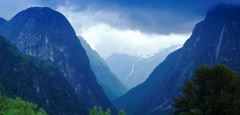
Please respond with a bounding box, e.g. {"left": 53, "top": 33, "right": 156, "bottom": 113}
{"left": 0, "top": 95, "right": 47, "bottom": 115}
{"left": 174, "top": 64, "right": 240, "bottom": 115}
{"left": 89, "top": 106, "right": 126, "bottom": 115}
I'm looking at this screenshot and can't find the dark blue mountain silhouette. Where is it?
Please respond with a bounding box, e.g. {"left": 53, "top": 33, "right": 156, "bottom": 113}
{"left": 114, "top": 4, "right": 240, "bottom": 115}
{"left": 0, "top": 7, "right": 115, "bottom": 113}
{"left": 0, "top": 35, "right": 85, "bottom": 115}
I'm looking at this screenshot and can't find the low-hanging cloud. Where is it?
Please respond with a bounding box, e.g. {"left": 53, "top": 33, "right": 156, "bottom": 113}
{"left": 57, "top": 5, "right": 190, "bottom": 58}
{"left": 0, "top": 0, "right": 190, "bottom": 59}
{"left": 2, "top": 0, "right": 238, "bottom": 59}
{"left": 80, "top": 23, "right": 190, "bottom": 58}
{"left": 57, "top": 4, "right": 132, "bottom": 34}
{"left": 55, "top": 0, "right": 240, "bottom": 34}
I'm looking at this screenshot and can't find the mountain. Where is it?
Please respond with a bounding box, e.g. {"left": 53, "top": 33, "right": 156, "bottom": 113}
{"left": 0, "top": 7, "right": 115, "bottom": 111}
{"left": 114, "top": 4, "right": 240, "bottom": 115}
{"left": 79, "top": 37, "right": 127, "bottom": 100}
{"left": 106, "top": 53, "right": 141, "bottom": 89}
{"left": 106, "top": 46, "right": 178, "bottom": 89}
{"left": 0, "top": 17, "right": 6, "bottom": 27}
{"left": 0, "top": 35, "right": 84, "bottom": 115}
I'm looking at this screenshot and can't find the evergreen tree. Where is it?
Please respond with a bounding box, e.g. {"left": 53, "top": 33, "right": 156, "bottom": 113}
{"left": 89, "top": 107, "right": 122, "bottom": 115}
{"left": 118, "top": 110, "right": 126, "bottom": 115}
{"left": 174, "top": 65, "right": 240, "bottom": 115}
{"left": 98, "top": 107, "right": 104, "bottom": 115}
{"left": 0, "top": 96, "right": 47, "bottom": 115}
{"left": 104, "top": 108, "right": 111, "bottom": 115}
{"left": 89, "top": 107, "right": 110, "bottom": 115}
{"left": 90, "top": 106, "right": 98, "bottom": 115}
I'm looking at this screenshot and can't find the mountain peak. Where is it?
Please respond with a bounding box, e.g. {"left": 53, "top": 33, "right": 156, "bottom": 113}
{"left": 9, "top": 7, "right": 76, "bottom": 36}
{"left": 0, "top": 17, "right": 7, "bottom": 23}
{"left": 18, "top": 7, "right": 61, "bottom": 17}
{"left": 205, "top": 4, "right": 240, "bottom": 22}
{"left": 14, "top": 7, "right": 63, "bottom": 20}
{"left": 23, "top": 7, "right": 54, "bottom": 12}
{"left": 0, "top": 17, "right": 7, "bottom": 27}
{"left": 115, "top": 4, "right": 240, "bottom": 115}
{"left": 1, "top": 7, "right": 116, "bottom": 112}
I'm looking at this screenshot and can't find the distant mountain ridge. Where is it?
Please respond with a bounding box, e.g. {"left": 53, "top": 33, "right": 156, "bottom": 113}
{"left": 106, "top": 53, "right": 140, "bottom": 89}
{"left": 114, "top": 4, "right": 240, "bottom": 115}
{"left": 79, "top": 37, "right": 127, "bottom": 100}
{"left": 106, "top": 46, "right": 178, "bottom": 89}
{"left": 0, "top": 7, "right": 115, "bottom": 112}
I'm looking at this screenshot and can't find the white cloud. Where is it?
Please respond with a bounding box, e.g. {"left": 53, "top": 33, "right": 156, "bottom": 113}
{"left": 57, "top": 4, "right": 128, "bottom": 34}
{"left": 57, "top": 5, "right": 190, "bottom": 58}
{"left": 0, "top": 1, "right": 191, "bottom": 59}
{"left": 80, "top": 23, "right": 190, "bottom": 58}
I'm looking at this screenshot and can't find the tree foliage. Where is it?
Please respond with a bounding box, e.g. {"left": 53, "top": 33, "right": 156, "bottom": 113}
{"left": 118, "top": 110, "right": 126, "bottom": 115}
{"left": 89, "top": 106, "right": 126, "bottom": 115}
{"left": 174, "top": 65, "right": 240, "bottom": 115}
{"left": 0, "top": 95, "right": 47, "bottom": 115}
{"left": 89, "top": 106, "right": 111, "bottom": 115}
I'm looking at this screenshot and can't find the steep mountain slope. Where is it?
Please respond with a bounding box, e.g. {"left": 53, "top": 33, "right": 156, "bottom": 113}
{"left": 114, "top": 4, "right": 240, "bottom": 115}
{"left": 0, "top": 17, "right": 6, "bottom": 27}
{"left": 79, "top": 37, "right": 127, "bottom": 100}
{"left": 106, "top": 46, "right": 178, "bottom": 89}
{"left": 0, "top": 7, "right": 115, "bottom": 111}
{"left": 0, "top": 35, "right": 84, "bottom": 115}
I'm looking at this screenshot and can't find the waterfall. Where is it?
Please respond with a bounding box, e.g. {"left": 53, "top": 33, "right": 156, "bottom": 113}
{"left": 215, "top": 26, "right": 225, "bottom": 61}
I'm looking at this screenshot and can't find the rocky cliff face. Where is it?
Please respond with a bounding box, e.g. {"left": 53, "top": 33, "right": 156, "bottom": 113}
{"left": 0, "top": 7, "right": 115, "bottom": 111}
{"left": 114, "top": 4, "right": 240, "bottom": 115}
{"left": 0, "top": 35, "right": 84, "bottom": 115}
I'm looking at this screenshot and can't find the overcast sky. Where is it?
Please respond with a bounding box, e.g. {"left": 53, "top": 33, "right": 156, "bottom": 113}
{"left": 0, "top": 0, "right": 240, "bottom": 58}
